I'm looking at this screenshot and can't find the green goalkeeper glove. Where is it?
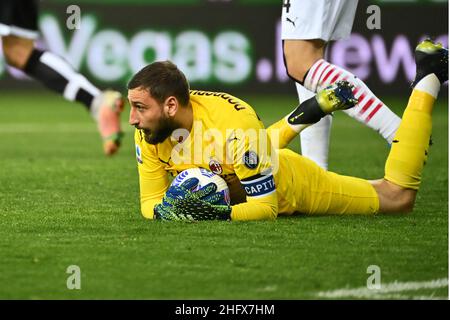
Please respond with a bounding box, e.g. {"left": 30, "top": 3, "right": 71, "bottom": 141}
{"left": 170, "top": 196, "right": 232, "bottom": 221}
{"left": 154, "top": 178, "right": 231, "bottom": 221}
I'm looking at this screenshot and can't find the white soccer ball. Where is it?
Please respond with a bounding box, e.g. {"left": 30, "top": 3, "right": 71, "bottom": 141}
{"left": 171, "top": 167, "right": 231, "bottom": 205}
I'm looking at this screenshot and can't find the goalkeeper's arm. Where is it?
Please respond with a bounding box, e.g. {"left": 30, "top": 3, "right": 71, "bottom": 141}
{"left": 141, "top": 198, "right": 163, "bottom": 219}
{"left": 135, "top": 129, "right": 170, "bottom": 220}
{"left": 231, "top": 192, "right": 278, "bottom": 221}
{"left": 229, "top": 172, "right": 279, "bottom": 221}
{"left": 139, "top": 166, "right": 169, "bottom": 219}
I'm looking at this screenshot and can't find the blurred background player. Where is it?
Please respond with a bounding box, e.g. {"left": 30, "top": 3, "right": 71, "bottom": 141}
{"left": 0, "top": 0, "right": 124, "bottom": 155}
{"left": 281, "top": 0, "right": 401, "bottom": 169}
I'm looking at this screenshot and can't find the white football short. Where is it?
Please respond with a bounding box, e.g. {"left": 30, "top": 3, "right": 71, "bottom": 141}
{"left": 281, "top": 0, "right": 358, "bottom": 41}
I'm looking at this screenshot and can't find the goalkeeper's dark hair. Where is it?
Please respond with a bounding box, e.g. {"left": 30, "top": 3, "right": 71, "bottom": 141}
{"left": 128, "top": 60, "right": 190, "bottom": 106}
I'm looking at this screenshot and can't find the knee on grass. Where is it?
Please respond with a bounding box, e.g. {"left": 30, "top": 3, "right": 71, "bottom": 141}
{"left": 372, "top": 179, "right": 417, "bottom": 214}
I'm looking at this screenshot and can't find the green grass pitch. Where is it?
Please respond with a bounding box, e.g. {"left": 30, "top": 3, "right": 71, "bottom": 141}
{"left": 0, "top": 91, "right": 447, "bottom": 299}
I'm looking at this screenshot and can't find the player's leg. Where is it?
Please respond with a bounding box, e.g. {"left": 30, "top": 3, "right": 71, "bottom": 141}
{"left": 295, "top": 0, "right": 400, "bottom": 145}
{"left": 301, "top": 46, "right": 401, "bottom": 145}
{"left": 2, "top": 35, "right": 100, "bottom": 110}
{"left": 294, "top": 80, "right": 333, "bottom": 170}
{"left": 281, "top": 0, "right": 334, "bottom": 169}
{"left": 370, "top": 39, "right": 448, "bottom": 213}
{"left": 277, "top": 148, "right": 380, "bottom": 216}
{"left": 267, "top": 80, "right": 357, "bottom": 149}
{"left": 0, "top": 35, "right": 34, "bottom": 69}
{"left": 2, "top": 36, "right": 124, "bottom": 155}
{"left": 279, "top": 40, "right": 447, "bottom": 216}
{"left": 282, "top": 0, "right": 401, "bottom": 169}
{"left": 298, "top": 115, "right": 332, "bottom": 170}
{"left": 300, "top": 0, "right": 401, "bottom": 141}
{"left": 0, "top": 0, "right": 124, "bottom": 155}
{"left": 283, "top": 39, "right": 325, "bottom": 83}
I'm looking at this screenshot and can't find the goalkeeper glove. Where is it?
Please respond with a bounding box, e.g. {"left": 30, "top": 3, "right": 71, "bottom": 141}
{"left": 154, "top": 178, "right": 201, "bottom": 220}
{"left": 154, "top": 178, "right": 231, "bottom": 221}
{"left": 170, "top": 196, "right": 231, "bottom": 221}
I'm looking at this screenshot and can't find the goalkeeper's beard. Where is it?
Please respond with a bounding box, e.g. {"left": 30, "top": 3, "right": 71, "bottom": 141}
{"left": 143, "top": 115, "right": 178, "bottom": 145}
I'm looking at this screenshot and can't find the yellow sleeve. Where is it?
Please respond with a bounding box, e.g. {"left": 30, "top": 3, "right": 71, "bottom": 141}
{"left": 134, "top": 129, "right": 170, "bottom": 219}
{"left": 227, "top": 120, "right": 279, "bottom": 221}
{"left": 231, "top": 192, "right": 278, "bottom": 221}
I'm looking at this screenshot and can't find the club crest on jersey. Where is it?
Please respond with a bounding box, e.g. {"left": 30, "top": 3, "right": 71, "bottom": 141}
{"left": 209, "top": 159, "right": 223, "bottom": 174}
{"left": 135, "top": 144, "right": 143, "bottom": 164}
{"left": 243, "top": 151, "right": 259, "bottom": 169}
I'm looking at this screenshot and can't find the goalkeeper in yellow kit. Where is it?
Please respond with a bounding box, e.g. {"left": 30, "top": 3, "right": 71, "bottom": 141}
{"left": 128, "top": 39, "right": 448, "bottom": 221}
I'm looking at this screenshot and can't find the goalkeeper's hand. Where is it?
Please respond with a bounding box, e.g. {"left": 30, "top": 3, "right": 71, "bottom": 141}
{"left": 154, "top": 178, "right": 232, "bottom": 221}
{"left": 154, "top": 178, "right": 200, "bottom": 221}
{"left": 169, "top": 196, "right": 232, "bottom": 221}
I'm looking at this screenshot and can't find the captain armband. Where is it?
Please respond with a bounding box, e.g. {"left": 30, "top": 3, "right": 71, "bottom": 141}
{"left": 240, "top": 172, "right": 276, "bottom": 198}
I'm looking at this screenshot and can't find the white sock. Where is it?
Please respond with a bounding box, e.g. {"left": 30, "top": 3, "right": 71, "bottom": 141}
{"left": 295, "top": 82, "right": 332, "bottom": 170}
{"left": 304, "top": 59, "right": 401, "bottom": 144}
{"left": 300, "top": 115, "right": 332, "bottom": 170}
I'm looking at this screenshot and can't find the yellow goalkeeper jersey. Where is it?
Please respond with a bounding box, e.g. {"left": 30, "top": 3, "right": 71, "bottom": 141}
{"left": 135, "top": 90, "right": 379, "bottom": 221}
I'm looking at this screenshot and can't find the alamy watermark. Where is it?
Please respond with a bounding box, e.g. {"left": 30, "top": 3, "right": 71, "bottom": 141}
{"left": 163, "top": 121, "right": 280, "bottom": 175}
{"left": 66, "top": 265, "right": 81, "bottom": 290}
{"left": 66, "top": 5, "right": 81, "bottom": 30}
{"left": 366, "top": 5, "right": 381, "bottom": 30}
{"left": 367, "top": 265, "right": 381, "bottom": 290}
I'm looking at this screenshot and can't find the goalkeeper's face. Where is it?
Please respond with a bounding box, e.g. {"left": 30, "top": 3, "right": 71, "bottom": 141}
{"left": 128, "top": 88, "right": 178, "bottom": 144}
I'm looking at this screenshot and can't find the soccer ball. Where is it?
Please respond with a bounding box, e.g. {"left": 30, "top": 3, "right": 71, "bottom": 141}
{"left": 171, "top": 168, "right": 231, "bottom": 205}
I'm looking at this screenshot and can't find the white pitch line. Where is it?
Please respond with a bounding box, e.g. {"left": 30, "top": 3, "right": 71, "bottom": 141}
{"left": 317, "top": 278, "right": 448, "bottom": 299}
{"left": 369, "top": 293, "right": 447, "bottom": 300}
